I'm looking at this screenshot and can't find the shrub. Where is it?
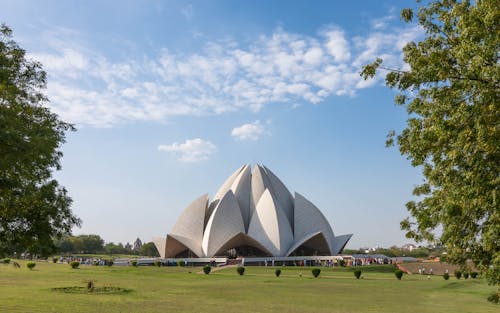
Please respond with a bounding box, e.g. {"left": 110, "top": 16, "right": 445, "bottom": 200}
{"left": 70, "top": 261, "right": 80, "bottom": 269}
{"left": 52, "top": 257, "right": 58, "bottom": 263}
{"left": 86, "top": 280, "right": 94, "bottom": 292}
{"left": 130, "top": 260, "right": 138, "bottom": 267}
{"left": 2, "top": 258, "right": 10, "bottom": 264}
{"left": 470, "top": 271, "right": 478, "bottom": 278}
{"left": 312, "top": 268, "right": 321, "bottom": 278}
{"left": 177, "top": 260, "right": 185, "bottom": 267}
{"left": 338, "top": 259, "right": 346, "bottom": 267}
{"left": 395, "top": 270, "right": 404, "bottom": 280}
{"left": 107, "top": 260, "right": 114, "bottom": 267}
{"left": 154, "top": 260, "right": 162, "bottom": 267}
{"left": 454, "top": 270, "right": 462, "bottom": 279}
{"left": 443, "top": 273, "right": 450, "bottom": 280}
{"left": 203, "top": 265, "right": 211, "bottom": 275}
{"left": 26, "top": 262, "right": 36, "bottom": 270}
{"left": 275, "top": 269, "right": 281, "bottom": 277}
{"left": 93, "top": 260, "right": 99, "bottom": 266}
{"left": 463, "top": 272, "right": 469, "bottom": 279}
{"left": 354, "top": 269, "right": 362, "bottom": 279}
{"left": 236, "top": 266, "right": 245, "bottom": 276}
{"left": 487, "top": 291, "right": 499, "bottom": 304}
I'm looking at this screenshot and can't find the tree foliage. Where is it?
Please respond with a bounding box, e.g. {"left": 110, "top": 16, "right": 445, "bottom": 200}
{"left": 54, "top": 235, "right": 104, "bottom": 254}
{"left": 0, "top": 24, "right": 80, "bottom": 257}
{"left": 139, "top": 242, "right": 160, "bottom": 257}
{"left": 361, "top": 1, "right": 499, "bottom": 285}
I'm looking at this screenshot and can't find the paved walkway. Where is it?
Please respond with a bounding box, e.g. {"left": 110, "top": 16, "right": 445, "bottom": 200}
{"left": 197, "top": 264, "right": 239, "bottom": 274}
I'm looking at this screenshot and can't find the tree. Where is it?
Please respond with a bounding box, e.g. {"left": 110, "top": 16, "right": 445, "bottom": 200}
{"left": 0, "top": 24, "right": 80, "bottom": 257}
{"left": 104, "top": 242, "right": 128, "bottom": 255}
{"left": 139, "top": 242, "right": 160, "bottom": 257}
{"left": 78, "top": 235, "right": 104, "bottom": 253}
{"left": 361, "top": 0, "right": 499, "bottom": 287}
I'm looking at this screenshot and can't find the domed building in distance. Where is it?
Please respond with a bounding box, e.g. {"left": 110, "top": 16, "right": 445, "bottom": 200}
{"left": 153, "top": 164, "right": 352, "bottom": 258}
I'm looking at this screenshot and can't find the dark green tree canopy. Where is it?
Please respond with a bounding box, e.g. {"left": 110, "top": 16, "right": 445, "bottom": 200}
{"left": 362, "top": 0, "right": 499, "bottom": 285}
{"left": 0, "top": 24, "right": 80, "bottom": 257}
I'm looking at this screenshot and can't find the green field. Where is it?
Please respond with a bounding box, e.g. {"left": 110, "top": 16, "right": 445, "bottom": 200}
{"left": 0, "top": 260, "right": 497, "bottom": 313}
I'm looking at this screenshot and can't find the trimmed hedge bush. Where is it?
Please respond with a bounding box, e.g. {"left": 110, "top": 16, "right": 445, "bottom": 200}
{"left": 70, "top": 261, "right": 80, "bottom": 269}
{"left": 470, "top": 271, "right": 478, "bottom": 278}
{"left": 354, "top": 269, "right": 362, "bottom": 279}
{"left": 275, "top": 269, "right": 281, "bottom": 277}
{"left": 454, "top": 270, "right": 462, "bottom": 279}
{"left": 107, "top": 260, "right": 114, "bottom": 267}
{"left": 443, "top": 273, "right": 450, "bottom": 280}
{"left": 130, "top": 260, "right": 138, "bottom": 267}
{"left": 395, "top": 269, "right": 404, "bottom": 280}
{"left": 154, "top": 260, "right": 162, "bottom": 267}
{"left": 203, "top": 265, "right": 211, "bottom": 275}
{"left": 338, "top": 259, "right": 346, "bottom": 267}
{"left": 463, "top": 272, "right": 469, "bottom": 279}
{"left": 312, "top": 268, "right": 321, "bottom": 278}
{"left": 177, "top": 260, "right": 185, "bottom": 267}
{"left": 236, "top": 266, "right": 245, "bottom": 276}
{"left": 2, "top": 258, "right": 10, "bottom": 264}
{"left": 26, "top": 262, "right": 36, "bottom": 270}
{"left": 52, "top": 257, "right": 58, "bottom": 263}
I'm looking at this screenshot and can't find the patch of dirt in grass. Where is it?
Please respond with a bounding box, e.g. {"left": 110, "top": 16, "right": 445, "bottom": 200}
{"left": 51, "top": 286, "right": 132, "bottom": 294}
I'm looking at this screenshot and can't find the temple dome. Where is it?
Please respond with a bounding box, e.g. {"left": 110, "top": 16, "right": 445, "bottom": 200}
{"left": 153, "top": 164, "right": 352, "bottom": 258}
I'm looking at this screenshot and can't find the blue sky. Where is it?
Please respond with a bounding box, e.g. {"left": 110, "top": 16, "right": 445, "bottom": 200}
{"left": 2, "top": 0, "right": 425, "bottom": 249}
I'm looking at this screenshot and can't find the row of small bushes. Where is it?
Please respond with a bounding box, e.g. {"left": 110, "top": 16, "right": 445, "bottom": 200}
{"left": 443, "top": 271, "right": 478, "bottom": 280}
{"left": 200, "top": 266, "right": 364, "bottom": 279}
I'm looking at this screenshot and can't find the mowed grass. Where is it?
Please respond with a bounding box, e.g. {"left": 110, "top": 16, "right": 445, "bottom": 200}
{"left": 0, "top": 261, "right": 497, "bottom": 313}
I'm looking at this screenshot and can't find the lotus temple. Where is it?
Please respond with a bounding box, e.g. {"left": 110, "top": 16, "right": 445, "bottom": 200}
{"left": 153, "top": 164, "right": 352, "bottom": 258}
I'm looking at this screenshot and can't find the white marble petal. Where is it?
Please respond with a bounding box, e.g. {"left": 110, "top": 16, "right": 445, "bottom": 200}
{"left": 152, "top": 236, "right": 167, "bottom": 258}
{"left": 247, "top": 189, "right": 294, "bottom": 256}
{"left": 230, "top": 164, "right": 252, "bottom": 231}
{"left": 262, "top": 165, "right": 294, "bottom": 229}
{"left": 293, "top": 192, "right": 336, "bottom": 254}
{"left": 202, "top": 190, "right": 245, "bottom": 257}
{"left": 330, "top": 234, "right": 353, "bottom": 255}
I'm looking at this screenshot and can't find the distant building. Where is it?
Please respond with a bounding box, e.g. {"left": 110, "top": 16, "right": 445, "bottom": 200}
{"left": 133, "top": 238, "right": 142, "bottom": 251}
{"left": 402, "top": 243, "right": 417, "bottom": 251}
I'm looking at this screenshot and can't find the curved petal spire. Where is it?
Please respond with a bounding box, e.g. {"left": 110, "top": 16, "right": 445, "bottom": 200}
{"left": 230, "top": 164, "right": 252, "bottom": 231}
{"left": 293, "top": 192, "right": 336, "bottom": 254}
{"left": 202, "top": 190, "right": 245, "bottom": 257}
{"left": 247, "top": 189, "right": 294, "bottom": 256}
{"left": 166, "top": 194, "right": 208, "bottom": 257}
{"left": 205, "top": 165, "right": 246, "bottom": 224}
{"left": 262, "top": 165, "right": 294, "bottom": 229}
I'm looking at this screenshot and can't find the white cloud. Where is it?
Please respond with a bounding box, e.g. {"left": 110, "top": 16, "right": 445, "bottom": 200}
{"left": 181, "top": 4, "right": 193, "bottom": 20}
{"left": 158, "top": 138, "right": 217, "bottom": 162}
{"left": 323, "top": 27, "right": 351, "bottom": 63}
{"left": 27, "top": 14, "right": 423, "bottom": 127}
{"left": 231, "top": 120, "right": 267, "bottom": 141}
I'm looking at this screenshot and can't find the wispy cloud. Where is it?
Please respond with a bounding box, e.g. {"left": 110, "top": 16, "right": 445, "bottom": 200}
{"left": 28, "top": 16, "right": 423, "bottom": 127}
{"left": 231, "top": 120, "right": 268, "bottom": 141}
{"left": 158, "top": 138, "right": 217, "bottom": 162}
{"left": 181, "top": 4, "right": 194, "bottom": 21}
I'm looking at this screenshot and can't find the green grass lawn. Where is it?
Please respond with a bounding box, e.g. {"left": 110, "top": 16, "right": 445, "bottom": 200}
{"left": 0, "top": 260, "right": 496, "bottom": 313}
